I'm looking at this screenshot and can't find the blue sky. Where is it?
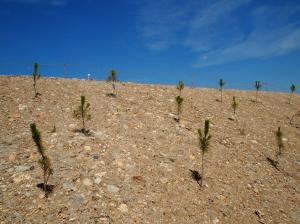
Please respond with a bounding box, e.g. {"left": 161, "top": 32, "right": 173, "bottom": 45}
{"left": 0, "top": 0, "right": 299, "bottom": 91}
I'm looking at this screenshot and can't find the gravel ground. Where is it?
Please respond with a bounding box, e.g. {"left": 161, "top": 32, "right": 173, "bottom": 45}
{"left": 0, "top": 75, "right": 299, "bottom": 224}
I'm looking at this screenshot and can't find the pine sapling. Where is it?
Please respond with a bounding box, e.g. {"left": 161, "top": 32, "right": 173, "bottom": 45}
{"left": 30, "top": 123, "right": 53, "bottom": 197}
{"left": 275, "top": 127, "right": 284, "bottom": 157}
{"left": 289, "top": 84, "right": 296, "bottom": 104}
{"left": 73, "top": 95, "right": 91, "bottom": 134}
{"left": 175, "top": 95, "right": 183, "bottom": 122}
{"left": 232, "top": 96, "right": 238, "bottom": 115}
{"left": 107, "top": 69, "right": 117, "bottom": 97}
{"left": 32, "top": 63, "right": 41, "bottom": 96}
{"left": 219, "top": 79, "right": 225, "bottom": 102}
{"left": 177, "top": 80, "right": 184, "bottom": 97}
{"left": 255, "top": 81, "right": 262, "bottom": 102}
{"left": 198, "top": 120, "right": 212, "bottom": 186}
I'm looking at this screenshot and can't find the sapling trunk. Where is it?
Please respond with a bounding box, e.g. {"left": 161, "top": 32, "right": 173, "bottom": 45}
{"left": 107, "top": 70, "right": 117, "bottom": 96}
{"left": 232, "top": 96, "right": 238, "bottom": 115}
{"left": 175, "top": 95, "right": 183, "bottom": 122}
{"left": 32, "top": 63, "right": 40, "bottom": 97}
{"left": 74, "top": 96, "right": 91, "bottom": 134}
{"left": 198, "top": 120, "right": 211, "bottom": 187}
{"left": 219, "top": 79, "right": 225, "bottom": 103}
{"left": 289, "top": 84, "right": 296, "bottom": 104}
{"left": 30, "top": 123, "right": 53, "bottom": 197}
{"left": 201, "top": 150, "right": 204, "bottom": 186}
{"left": 276, "top": 127, "right": 284, "bottom": 157}
{"left": 177, "top": 81, "right": 184, "bottom": 97}
{"left": 255, "top": 81, "right": 261, "bottom": 103}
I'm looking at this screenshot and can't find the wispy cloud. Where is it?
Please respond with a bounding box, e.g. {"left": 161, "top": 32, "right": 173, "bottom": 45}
{"left": 138, "top": 0, "right": 300, "bottom": 66}
{"left": 137, "top": 0, "right": 192, "bottom": 51}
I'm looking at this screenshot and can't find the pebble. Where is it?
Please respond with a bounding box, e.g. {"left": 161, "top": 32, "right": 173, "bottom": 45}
{"left": 39, "top": 193, "right": 45, "bottom": 199}
{"left": 160, "top": 177, "right": 168, "bottom": 184}
{"left": 250, "top": 140, "right": 258, "bottom": 144}
{"left": 15, "top": 165, "right": 34, "bottom": 172}
{"left": 63, "top": 181, "right": 76, "bottom": 191}
{"left": 72, "top": 194, "right": 85, "bottom": 208}
{"left": 29, "top": 152, "right": 38, "bottom": 161}
{"left": 94, "top": 177, "right": 102, "bottom": 184}
{"left": 8, "top": 153, "right": 17, "bottom": 162}
{"left": 107, "top": 185, "right": 119, "bottom": 193}
{"left": 189, "top": 155, "right": 195, "bottom": 160}
{"left": 118, "top": 203, "right": 128, "bottom": 213}
{"left": 18, "top": 104, "right": 27, "bottom": 111}
{"left": 212, "top": 217, "right": 219, "bottom": 224}
{"left": 116, "top": 159, "right": 124, "bottom": 167}
{"left": 94, "top": 131, "right": 103, "bottom": 138}
{"left": 84, "top": 146, "right": 91, "bottom": 151}
{"left": 68, "top": 124, "right": 76, "bottom": 129}
{"left": 82, "top": 178, "right": 92, "bottom": 186}
{"left": 93, "top": 155, "right": 99, "bottom": 160}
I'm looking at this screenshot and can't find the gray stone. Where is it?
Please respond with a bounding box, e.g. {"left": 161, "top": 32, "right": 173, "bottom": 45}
{"left": 15, "top": 165, "right": 33, "bottom": 172}
{"left": 93, "top": 155, "right": 99, "bottom": 160}
{"left": 107, "top": 185, "right": 119, "bottom": 193}
{"left": 72, "top": 194, "right": 85, "bottom": 208}
{"left": 63, "top": 180, "right": 76, "bottom": 191}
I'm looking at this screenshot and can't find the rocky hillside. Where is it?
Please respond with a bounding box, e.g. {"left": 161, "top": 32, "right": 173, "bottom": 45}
{"left": 0, "top": 75, "right": 299, "bottom": 224}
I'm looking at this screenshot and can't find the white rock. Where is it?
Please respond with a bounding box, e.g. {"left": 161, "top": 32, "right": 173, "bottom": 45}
{"left": 39, "top": 193, "right": 45, "bottom": 199}
{"left": 69, "top": 124, "right": 76, "bottom": 129}
{"left": 13, "top": 174, "right": 31, "bottom": 183}
{"left": 94, "top": 177, "right": 102, "bottom": 184}
{"left": 212, "top": 217, "right": 219, "bottom": 224}
{"left": 84, "top": 146, "right": 91, "bottom": 151}
{"left": 107, "top": 185, "right": 119, "bottom": 193}
{"left": 83, "top": 178, "right": 92, "bottom": 186}
{"left": 94, "top": 131, "right": 103, "bottom": 138}
{"left": 18, "top": 104, "right": 27, "bottom": 111}
{"left": 160, "top": 177, "right": 168, "bottom": 184}
{"left": 250, "top": 140, "right": 258, "bottom": 144}
{"left": 118, "top": 204, "right": 128, "bottom": 213}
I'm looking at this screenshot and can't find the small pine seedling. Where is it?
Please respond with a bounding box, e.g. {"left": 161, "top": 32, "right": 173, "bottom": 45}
{"left": 198, "top": 120, "right": 212, "bottom": 186}
{"left": 30, "top": 123, "right": 53, "bottom": 197}
{"left": 232, "top": 96, "right": 238, "bottom": 115}
{"left": 51, "top": 125, "right": 56, "bottom": 133}
{"left": 255, "top": 81, "right": 262, "bottom": 102}
{"left": 177, "top": 81, "right": 184, "bottom": 97}
{"left": 275, "top": 127, "right": 284, "bottom": 157}
{"left": 175, "top": 95, "right": 183, "bottom": 122}
{"left": 289, "top": 84, "right": 296, "bottom": 104}
{"left": 219, "top": 79, "right": 225, "bottom": 102}
{"left": 107, "top": 69, "right": 117, "bottom": 96}
{"left": 32, "top": 63, "right": 41, "bottom": 97}
{"left": 73, "top": 95, "right": 91, "bottom": 134}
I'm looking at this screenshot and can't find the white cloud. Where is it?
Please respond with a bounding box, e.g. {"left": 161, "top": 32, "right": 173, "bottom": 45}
{"left": 138, "top": 0, "right": 300, "bottom": 66}
{"left": 137, "top": 0, "right": 192, "bottom": 51}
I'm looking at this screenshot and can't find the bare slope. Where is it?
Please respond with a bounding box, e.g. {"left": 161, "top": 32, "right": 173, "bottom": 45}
{"left": 0, "top": 76, "right": 299, "bottom": 223}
